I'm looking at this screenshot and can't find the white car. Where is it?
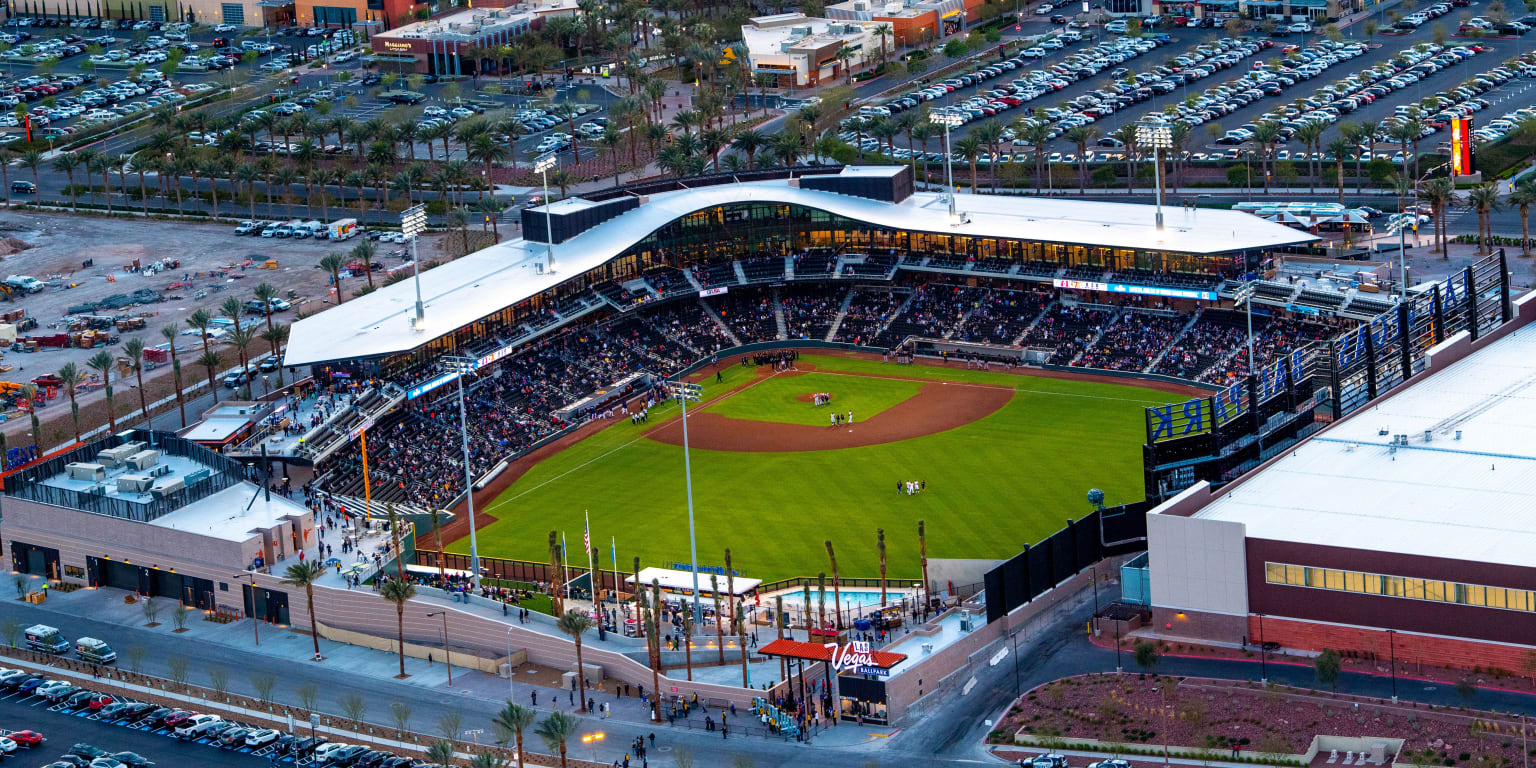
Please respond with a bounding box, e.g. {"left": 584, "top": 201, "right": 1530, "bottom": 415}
{"left": 0, "top": 737, "right": 16, "bottom": 753}
{"left": 312, "top": 743, "right": 356, "bottom": 761}
{"left": 213, "top": 23, "right": 240, "bottom": 32}
{"left": 422, "top": 106, "right": 447, "bottom": 117}
{"left": 245, "top": 728, "right": 281, "bottom": 747}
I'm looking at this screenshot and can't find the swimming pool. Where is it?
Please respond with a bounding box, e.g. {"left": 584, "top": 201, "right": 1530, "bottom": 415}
{"left": 767, "top": 589, "right": 914, "bottom": 609}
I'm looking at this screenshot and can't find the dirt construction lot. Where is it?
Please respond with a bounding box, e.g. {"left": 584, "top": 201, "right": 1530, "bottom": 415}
{"left": 0, "top": 210, "right": 453, "bottom": 447}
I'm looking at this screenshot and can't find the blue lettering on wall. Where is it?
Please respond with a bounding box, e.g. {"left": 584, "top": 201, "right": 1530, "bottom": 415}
{"left": 1180, "top": 399, "right": 1205, "bottom": 435}
{"left": 1149, "top": 405, "right": 1175, "bottom": 441}
{"left": 5, "top": 445, "right": 38, "bottom": 468}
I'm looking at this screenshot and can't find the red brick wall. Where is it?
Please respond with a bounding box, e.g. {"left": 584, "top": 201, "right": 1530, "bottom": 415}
{"left": 1248, "top": 616, "right": 1536, "bottom": 674}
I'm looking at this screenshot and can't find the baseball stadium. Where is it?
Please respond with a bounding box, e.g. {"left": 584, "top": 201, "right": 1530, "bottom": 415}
{"left": 281, "top": 164, "right": 1330, "bottom": 588}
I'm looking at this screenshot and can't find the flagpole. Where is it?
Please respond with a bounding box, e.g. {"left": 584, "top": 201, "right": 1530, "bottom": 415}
{"left": 561, "top": 531, "right": 570, "bottom": 605}
{"left": 584, "top": 510, "right": 597, "bottom": 616}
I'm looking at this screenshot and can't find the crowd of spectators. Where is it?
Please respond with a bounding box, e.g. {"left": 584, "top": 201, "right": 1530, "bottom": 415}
{"left": 709, "top": 292, "right": 779, "bottom": 343}
{"left": 953, "top": 288, "right": 1052, "bottom": 345}
{"left": 876, "top": 283, "right": 985, "bottom": 346}
{"left": 781, "top": 285, "right": 848, "bottom": 341}
{"left": 836, "top": 288, "right": 905, "bottom": 346}
{"left": 1076, "top": 312, "right": 1189, "bottom": 372}
{"left": 1200, "top": 317, "right": 1334, "bottom": 386}
{"left": 1153, "top": 312, "right": 1249, "bottom": 379}
{"left": 1021, "top": 305, "right": 1118, "bottom": 365}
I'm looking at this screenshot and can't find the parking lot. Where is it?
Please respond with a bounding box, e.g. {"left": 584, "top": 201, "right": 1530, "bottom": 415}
{"left": 858, "top": 0, "right": 1531, "bottom": 166}
{"left": 0, "top": 690, "right": 269, "bottom": 768}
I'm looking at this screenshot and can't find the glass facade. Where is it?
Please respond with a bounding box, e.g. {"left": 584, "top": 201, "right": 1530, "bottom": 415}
{"left": 1264, "top": 562, "right": 1536, "bottom": 612}
{"left": 361, "top": 201, "right": 1263, "bottom": 379}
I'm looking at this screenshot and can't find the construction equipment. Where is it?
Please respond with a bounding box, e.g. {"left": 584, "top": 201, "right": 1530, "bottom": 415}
{"left": 260, "top": 260, "right": 279, "bottom": 270}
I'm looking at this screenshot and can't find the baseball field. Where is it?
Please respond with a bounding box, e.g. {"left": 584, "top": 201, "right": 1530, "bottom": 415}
{"left": 446, "top": 352, "right": 1188, "bottom": 582}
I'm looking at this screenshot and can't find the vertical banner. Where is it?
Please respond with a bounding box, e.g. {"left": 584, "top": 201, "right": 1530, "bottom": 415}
{"left": 1450, "top": 118, "right": 1473, "bottom": 176}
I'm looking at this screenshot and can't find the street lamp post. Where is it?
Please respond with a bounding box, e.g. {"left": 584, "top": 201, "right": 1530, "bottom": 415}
{"left": 427, "top": 610, "right": 452, "bottom": 685}
{"left": 235, "top": 572, "right": 259, "bottom": 646}
{"left": 534, "top": 152, "right": 558, "bottom": 273}
{"left": 402, "top": 204, "right": 427, "bottom": 332}
{"left": 1136, "top": 119, "right": 1172, "bottom": 231}
{"left": 665, "top": 380, "right": 704, "bottom": 624}
{"left": 1257, "top": 612, "right": 1268, "bottom": 684}
{"left": 929, "top": 111, "right": 962, "bottom": 219}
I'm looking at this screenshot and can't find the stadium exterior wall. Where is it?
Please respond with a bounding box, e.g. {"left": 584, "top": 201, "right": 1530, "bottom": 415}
{"left": 1241, "top": 615, "right": 1536, "bottom": 674}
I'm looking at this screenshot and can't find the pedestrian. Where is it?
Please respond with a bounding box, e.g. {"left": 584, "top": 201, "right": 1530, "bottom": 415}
{"left": 648, "top": 733, "right": 655, "bottom": 747}
{"left": 531, "top": 690, "right": 538, "bottom": 706}
{"left": 830, "top": 412, "right": 836, "bottom": 427}
{"left": 847, "top": 410, "right": 853, "bottom": 424}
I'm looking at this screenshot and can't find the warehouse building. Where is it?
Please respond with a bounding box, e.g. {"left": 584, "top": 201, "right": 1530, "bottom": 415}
{"left": 740, "top": 13, "right": 883, "bottom": 88}
{"left": 1142, "top": 289, "right": 1536, "bottom": 672}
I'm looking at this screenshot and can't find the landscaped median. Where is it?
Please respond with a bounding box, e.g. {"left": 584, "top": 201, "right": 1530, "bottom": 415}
{"left": 0, "top": 642, "right": 601, "bottom": 767}
{"left": 991, "top": 673, "right": 1531, "bottom": 768}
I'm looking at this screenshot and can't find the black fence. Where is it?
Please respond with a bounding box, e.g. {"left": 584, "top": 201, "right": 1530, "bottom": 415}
{"left": 983, "top": 503, "right": 1150, "bottom": 624}
{"left": 1142, "top": 251, "right": 1513, "bottom": 502}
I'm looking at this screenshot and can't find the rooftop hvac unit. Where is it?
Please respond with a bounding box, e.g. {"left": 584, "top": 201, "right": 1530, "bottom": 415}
{"left": 853, "top": 0, "right": 869, "bottom": 9}
{"left": 125, "top": 450, "right": 160, "bottom": 471}
{"left": 1423, "top": 429, "right": 1433, "bottom": 443}
{"left": 145, "top": 463, "right": 172, "bottom": 479}
{"left": 885, "top": 2, "right": 902, "bottom": 12}
{"left": 97, "top": 444, "right": 139, "bottom": 467}
{"left": 150, "top": 477, "right": 185, "bottom": 499}
{"left": 185, "top": 467, "right": 212, "bottom": 484}
{"left": 117, "top": 474, "right": 154, "bottom": 494}
{"left": 791, "top": 25, "right": 812, "bottom": 34}
{"left": 67, "top": 462, "right": 106, "bottom": 482}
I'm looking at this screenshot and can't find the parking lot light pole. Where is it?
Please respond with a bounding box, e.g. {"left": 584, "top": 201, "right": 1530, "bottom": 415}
{"left": 427, "top": 611, "right": 452, "bottom": 685}
{"left": 664, "top": 379, "right": 704, "bottom": 623}
{"left": 534, "top": 153, "right": 558, "bottom": 273}
{"left": 402, "top": 204, "right": 427, "bottom": 332}
{"left": 929, "top": 111, "right": 962, "bottom": 218}
{"left": 507, "top": 627, "right": 515, "bottom": 701}
{"left": 1136, "top": 119, "right": 1172, "bottom": 231}
{"left": 445, "top": 355, "right": 482, "bottom": 592}
{"left": 1387, "top": 629, "right": 1397, "bottom": 702}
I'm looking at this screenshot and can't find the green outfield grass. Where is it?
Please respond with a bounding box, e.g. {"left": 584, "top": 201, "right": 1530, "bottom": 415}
{"left": 451, "top": 354, "right": 1174, "bottom": 582}
{"left": 704, "top": 372, "right": 923, "bottom": 426}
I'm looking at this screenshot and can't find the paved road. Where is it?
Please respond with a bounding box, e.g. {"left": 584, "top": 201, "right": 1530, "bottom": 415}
{"left": 0, "top": 692, "right": 268, "bottom": 768}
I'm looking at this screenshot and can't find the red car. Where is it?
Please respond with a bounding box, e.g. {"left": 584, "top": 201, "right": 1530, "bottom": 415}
{"left": 85, "top": 695, "right": 114, "bottom": 711}
{"left": 162, "top": 711, "right": 199, "bottom": 727}
{"left": 7, "top": 730, "right": 43, "bottom": 747}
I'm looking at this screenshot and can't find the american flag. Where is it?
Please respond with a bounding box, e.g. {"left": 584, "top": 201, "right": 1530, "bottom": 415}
{"left": 583, "top": 514, "right": 591, "bottom": 555}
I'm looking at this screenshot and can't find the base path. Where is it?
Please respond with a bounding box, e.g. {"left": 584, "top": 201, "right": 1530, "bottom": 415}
{"left": 644, "top": 368, "right": 1013, "bottom": 452}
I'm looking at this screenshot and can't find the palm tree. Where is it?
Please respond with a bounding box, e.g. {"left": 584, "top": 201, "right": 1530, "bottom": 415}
{"left": 470, "top": 752, "right": 509, "bottom": 768}
{"left": 1466, "top": 181, "right": 1500, "bottom": 255}
{"left": 88, "top": 152, "right": 114, "bottom": 215}
{"left": 86, "top": 350, "right": 117, "bottom": 432}
{"left": 476, "top": 197, "right": 502, "bottom": 242}
{"left": 426, "top": 741, "right": 455, "bottom": 767}
{"left": 955, "top": 135, "right": 983, "bottom": 193}
{"left": 825, "top": 539, "right": 843, "bottom": 631}
{"left": 282, "top": 560, "right": 327, "bottom": 660}
{"left": 19, "top": 150, "right": 42, "bottom": 190}
{"left": 1112, "top": 123, "right": 1138, "bottom": 194}
{"left": 1421, "top": 177, "right": 1454, "bottom": 256}
{"left": 534, "top": 712, "right": 578, "bottom": 768}
{"left": 351, "top": 241, "right": 378, "bottom": 289}
{"left": 237, "top": 163, "right": 261, "bottom": 220}
{"left": 1295, "top": 121, "right": 1326, "bottom": 194}
{"left": 253, "top": 281, "right": 280, "bottom": 357}
{"left": 261, "top": 325, "right": 289, "bottom": 387}
{"left": 493, "top": 702, "right": 538, "bottom": 768}
{"left": 877, "top": 528, "right": 888, "bottom": 606}
{"left": 198, "top": 351, "right": 223, "bottom": 403}
{"left": 318, "top": 253, "right": 348, "bottom": 304}
{"left": 1326, "top": 137, "right": 1353, "bottom": 205}
{"left": 160, "top": 323, "right": 187, "bottom": 427}
{"left": 58, "top": 362, "right": 82, "bottom": 442}
{"left": 555, "top": 611, "right": 594, "bottom": 712}
{"left": 1251, "top": 120, "right": 1282, "bottom": 194}
{"left": 1024, "top": 120, "right": 1051, "bottom": 192}
{"left": 229, "top": 326, "right": 257, "bottom": 398}
{"left": 973, "top": 120, "right": 1006, "bottom": 192}
{"left": 1062, "top": 125, "right": 1098, "bottom": 194}
{"left": 53, "top": 152, "right": 81, "bottom": 212}
{"left": 448, "top": 207, "right": 472, "bottom": 255}
{"left": 1509, "top": 179, "right": 1536, "bottom": 257}
{"left": 122, "top": 337, "right": 148, "bottom": 422}
{"left": 379, "top": 577, "right": 417, "bottom": 678}
{"left": 186, "top": 309, "right": 219, "bottom": 402}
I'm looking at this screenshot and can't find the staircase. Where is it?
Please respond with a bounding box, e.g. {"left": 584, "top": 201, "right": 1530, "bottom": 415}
{"left": 1011, "top": 300, "right": 1058, "bottom": 347}
{"left": 1067, "top": 308, "right": 1120, "bottom": 367}
{"left": 824, "top": 287, "right": 858, "bottom": 342}
{"left": 733, "top": 261, "right": 749, "bottom": 285}
{"left": 683, "top": 269, "right": 704, "bottom": 293}
{"left": 698, "top": 299, "right": 742, "bottom": 346}
{"left": 771, "top": 287, "right": 788, "bottom": 340}
{"left": 944, "top": 291, "right": 985, "bottom": 340}
{"left": 1145, "top": 308, "right": 1202, "bottom": 374}
{"left": 781, "top": 255, "right": 793, "bottom": 280}
{"left": 874, "top": 289, "right": 920, "bottom": 341}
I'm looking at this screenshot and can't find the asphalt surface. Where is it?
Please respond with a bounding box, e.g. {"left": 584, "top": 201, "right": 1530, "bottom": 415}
{"left": 0, "top": 693, "right": 269, "bottom": 768}
{"left": 869, "top": 0, "right": 1528, "bottom": 156}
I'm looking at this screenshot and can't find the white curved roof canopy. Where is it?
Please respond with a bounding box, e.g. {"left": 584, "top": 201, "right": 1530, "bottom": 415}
{"left": 284, "top": 179, "right": 1316, "bottom": 366}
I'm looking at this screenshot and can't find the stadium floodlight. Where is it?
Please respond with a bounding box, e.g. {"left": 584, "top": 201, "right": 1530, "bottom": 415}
{"left": 534, "top": 153, "right": 559, "bottom": 274}
{"left": 402, "top": 204, "right": 428, "bottom": 331}
{"left": 928, "top": 111, "right": 964, "bottom": 219}
{"left": 1135, "top": 120, "right": 1173, "bottom": 231}
{"left": 664, "top": 378, "right": 706, "bottom": 624}
{"left": 444, "top": 354, "right": 483, "bottom": 591}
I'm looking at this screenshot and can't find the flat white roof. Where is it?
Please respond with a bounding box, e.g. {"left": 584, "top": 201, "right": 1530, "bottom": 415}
{"left": 285, "top": 179, "right": 1314, "bottom": 365}
{"left": 1193, "top": 318, "right": 1536, "bottom": 568}
{"left": 149, "top": 483, "right": 309, "bottom": 542}
{"left": 182, "top": 416, "right": 253, "bottom": 443}
{"left": 627, "top": 567, "right": 761, "bottom": 596}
